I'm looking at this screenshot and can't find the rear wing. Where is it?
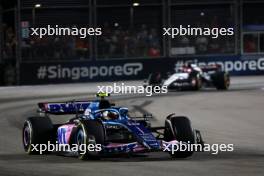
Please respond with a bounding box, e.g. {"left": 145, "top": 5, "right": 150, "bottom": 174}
{"left": 200, "top": 64, "right": 221, "bottom": 72}
{"left": 38, "top": 101, "right": 92, "bottom": 115}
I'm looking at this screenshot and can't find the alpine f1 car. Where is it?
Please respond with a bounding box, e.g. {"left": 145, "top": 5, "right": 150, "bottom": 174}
{"left": 22, "top": 93, "right": 204, "bottom": 160}
{"left": 144, "top": 64, "right": 230, "bottom": 91}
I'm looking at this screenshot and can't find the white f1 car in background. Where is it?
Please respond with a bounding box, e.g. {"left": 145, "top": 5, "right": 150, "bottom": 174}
{"left": 144, "top": 64, "right": 230, "bottom": 91}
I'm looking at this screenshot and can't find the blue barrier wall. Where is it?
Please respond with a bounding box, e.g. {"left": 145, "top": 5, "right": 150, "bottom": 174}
{"left": 20, "top": 55, "right": 264, "bottom": 85}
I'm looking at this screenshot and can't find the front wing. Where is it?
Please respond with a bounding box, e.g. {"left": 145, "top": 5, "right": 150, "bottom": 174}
{"left": 101, "top": 140, "right": 179, "bottom": 154}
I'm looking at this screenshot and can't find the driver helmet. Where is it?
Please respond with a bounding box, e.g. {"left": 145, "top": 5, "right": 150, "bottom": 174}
{"left": 103, "top": 111, "right": 119, "bottom": 120}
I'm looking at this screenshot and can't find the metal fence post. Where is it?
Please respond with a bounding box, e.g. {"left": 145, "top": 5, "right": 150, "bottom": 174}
{"left": 0, "top": 4, "right": 2, "bottom": 63}
{"left": 15, "top": 0, "right": 22, "bottom": 85}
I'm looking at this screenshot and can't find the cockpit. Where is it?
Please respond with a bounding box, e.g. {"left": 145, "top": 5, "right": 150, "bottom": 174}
{"left": 84, "top": 107, "right": 129, "bottom": 121}
{"left": 94, "top": 109, "right": 120, "bottom": 120}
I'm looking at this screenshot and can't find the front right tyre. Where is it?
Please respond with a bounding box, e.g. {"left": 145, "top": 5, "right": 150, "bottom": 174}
{"left": 212, "top": 71, "right": 230, "bottom": 90}
{"left": 76, "top": 120, "right": 105, "bottom": 160}
{"left": 164, "top": 116, "right": 195, "bottom": 158}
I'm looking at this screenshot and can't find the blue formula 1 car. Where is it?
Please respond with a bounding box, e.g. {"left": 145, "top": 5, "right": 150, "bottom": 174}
{"left": 22, "top": 93, "right": 204, "bottom": 160}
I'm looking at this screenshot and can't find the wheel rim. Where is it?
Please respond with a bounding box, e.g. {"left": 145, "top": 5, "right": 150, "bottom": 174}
{"left": 23, "top": 122, "right": 31, "bottom": 149}
{"left": 23, "top": 127, "right": 30, "bottom": 146}
{"left": 76, "top": 129, "right": 84, "bottom": 146}
{"left": 191, "top": 77, "right": 201, "bottom": 89}
{"left": 76, "top": 126, "right": 98, "bottom": 158}
{"left": 225, "top": 74, "right": 230, "bottom": 88}
{"left": 191, "top": 78, "right": 196, "bottom": 86}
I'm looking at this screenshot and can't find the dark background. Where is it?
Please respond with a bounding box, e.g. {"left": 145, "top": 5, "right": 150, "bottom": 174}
{"left": 1, "top": 0, "right": 264, "bottom": 85}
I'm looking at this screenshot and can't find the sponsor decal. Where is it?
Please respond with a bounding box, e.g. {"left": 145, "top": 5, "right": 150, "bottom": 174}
{"left": 47, "top": 102, "right": 90, "bottom": 113}
{"left": 175, "top": 58, "right": 264, "bottom": 73}
{"left": 20, "top": 56, "right": 264, "bottom": 85}
{"left": 37, "top": 63, "right": 143, "bottom": 80}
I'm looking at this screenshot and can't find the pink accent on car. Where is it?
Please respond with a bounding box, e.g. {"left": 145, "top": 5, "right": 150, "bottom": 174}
{"left": 161, "top": 140, "right": 179, "bottom": 149}
{"left": 133, "top": 145, "right": 146, "bottom": 152}
{"left": 104, "top": 142, "right": 146, "bottom": 152}
{"left": 105, "top": 142, "right": 138, "bottom": 148}
{"left": 58, "top": 124, "right": 75, "bottom": 144}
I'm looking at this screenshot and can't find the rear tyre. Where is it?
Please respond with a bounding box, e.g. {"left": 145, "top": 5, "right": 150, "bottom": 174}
{"left": 148, "top": 72, "right": 162, "bottom": 86}
{"left": 76, "top": 120, "right": 105, "bottom": 160}
{"left": 212, "top": 71, "right": 230, "bottom": 90}
{"left": 22, "top": 116, "right": 53, "bottom": 154}
{"left": 164, "top": 116, "right": 195, "bottom": 158}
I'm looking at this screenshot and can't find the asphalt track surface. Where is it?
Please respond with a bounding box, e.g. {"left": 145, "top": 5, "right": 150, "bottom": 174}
{"left": 0, "top": 76, "right": 264, "bottom": 176}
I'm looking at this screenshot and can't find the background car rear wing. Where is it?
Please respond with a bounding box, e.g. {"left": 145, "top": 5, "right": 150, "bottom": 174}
{"left": 38, "top": 101, "right": 92, "bottom": 115}
{"left": 200, "top": 64, "right": 221, "bottom": 72}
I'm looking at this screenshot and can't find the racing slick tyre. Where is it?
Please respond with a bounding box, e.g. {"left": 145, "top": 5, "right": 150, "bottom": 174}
{"left": 164, "top": 116, "right": 195, "bottom": 158}
{"left": 76, "top": 120, "right": 105, "bottom": 160}
{"left": 148, "top": 72, "right": 162, "bottom": 86}
{"left": 22, "top": 116, "right": 53, "bottom": 154}
{"left": 212, "top": 71, "right": 230, "bottom": 90}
